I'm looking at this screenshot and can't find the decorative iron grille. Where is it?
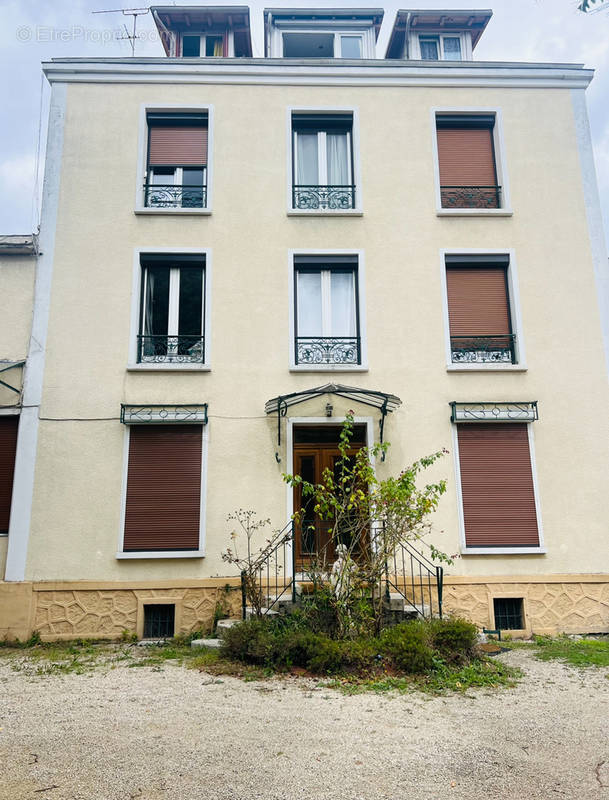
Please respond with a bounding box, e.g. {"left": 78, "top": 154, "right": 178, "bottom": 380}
{"left": 441, "top": 185, "right": 501, "bottom": 209}
{"left": 292, "top": 185, "right": 356, "bottom": 210}
{"left": 295, "top": 336, "right": 361, "bottom": 365}
{"left": 451, "top": 334, "right": 516, "bottom": 364}
{"left": 144, "top": 184, "right": 207, "bottom": 209}
{"left": 143, "top": 604, "right": 175, "bottom": 638}
{"left": 138, "top": 335, "right": 205, "bottom": 364}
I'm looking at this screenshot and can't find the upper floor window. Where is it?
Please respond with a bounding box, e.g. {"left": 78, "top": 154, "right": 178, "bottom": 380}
{"left": 182, "top": 33, "right": 225, "bottom": 57}
{"left": 138, "top": 255, "right": 206, "bottom": 365}
{"left": 419, "top": 35, "right": 462, "bottom": 60}
{"left": 144, "top": 113, "right": 208, "bottom": 209}
{"left": 292, "top": 113, "right": 355, "bottom": 211}
{"left": 436, "top": 114, "right": 500, "bottom": 209}
{"left": 293, "top": 255, "right": 361, "bottom": 367}
{"left": 282, "top": 32, "right": 363, "bottom": 58}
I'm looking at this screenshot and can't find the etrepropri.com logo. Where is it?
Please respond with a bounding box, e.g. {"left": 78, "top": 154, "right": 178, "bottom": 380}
{"left": 15, "top": 25, "right": 159, "bottom": 44}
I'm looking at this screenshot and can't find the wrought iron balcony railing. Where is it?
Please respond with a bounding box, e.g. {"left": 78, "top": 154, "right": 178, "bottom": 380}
{"left": 441, "top": 185, "right": 501, "bottom": 209}
{"left": 451, "top": 334, "right": 516, "bottom": 364}
{"left": 138, "top": 335, "right": 205, "bottom": 364}
{"left": 295, "top": 336, "right": 361, "bottom": 366}
{"left": 144, "top": 184, "right": 207, "bottom": 209}
{"left": 292, "top": 185, "right": 356, "bottom": 210}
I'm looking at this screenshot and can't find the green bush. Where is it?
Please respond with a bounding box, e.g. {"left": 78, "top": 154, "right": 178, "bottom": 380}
{"left": 379, "top": 622, "right": 434, "bottom": 673}
{"left": 430, "top": 617, "right": 478, "bottom": 663}
{"left": 339, "top": 637, "right": 379, "bottom": 671}
{"left": 298, "top": 587, "right": 340, "bottom": 636}
{"left": 219, "top": 618, "right": 276, "bottom": 665}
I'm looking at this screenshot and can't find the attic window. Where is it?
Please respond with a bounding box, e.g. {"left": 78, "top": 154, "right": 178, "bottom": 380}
{"left": 283, "top": 33, "right": 334, "bottom": 57}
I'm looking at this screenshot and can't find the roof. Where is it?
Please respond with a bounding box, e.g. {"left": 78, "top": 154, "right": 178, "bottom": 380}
{"left": 0, "top": 234, "right": 38, "bottom": 256}
{"left": 386, "top": 8, "right": 492, "bottom": 59}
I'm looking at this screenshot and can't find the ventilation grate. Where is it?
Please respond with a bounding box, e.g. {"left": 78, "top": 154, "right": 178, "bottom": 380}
{"left": 493, "top": 597, "right": 524, "bottom": 630}
{"left": 143, "top": 604, "right": 175, "bottom": 638}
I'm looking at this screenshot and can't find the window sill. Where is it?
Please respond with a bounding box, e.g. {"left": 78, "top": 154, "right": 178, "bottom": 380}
{"left": 461, "top": 547, "right": 546, "bottom": 555}
{"left": 127, "top": 364, "right": 211, "bottom": 372}
{"left": 287, "top": 209, "right": 363, "bottom": 217}
{"left": 116, "top": 550, "right": 205, "bottom": 560}
{"left": 289, "top": 364, "right": 369, "bottom": 373}
{"left": 447, "top": 364, "right": 527, "bottom": 373}
{"left": 436, "top": 208, "right": 513, "bottom": 217}
{"left": 134, "top": 208, "right": 212, "bottom": 216}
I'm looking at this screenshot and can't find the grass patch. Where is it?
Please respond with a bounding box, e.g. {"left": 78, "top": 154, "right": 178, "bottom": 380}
{"left": 528, "top": 635, "right": 609, "bottom": 668}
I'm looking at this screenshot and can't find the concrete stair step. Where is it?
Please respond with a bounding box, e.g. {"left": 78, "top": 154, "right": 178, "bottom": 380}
{"left": 191, "top": 638, "right": 222, "bottom": 649}
{"left": 215, "top": 618, "right": 243, "bottom": 638}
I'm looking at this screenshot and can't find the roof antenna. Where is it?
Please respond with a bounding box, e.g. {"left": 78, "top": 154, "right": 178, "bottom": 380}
{"left": 92, "top": 7, "right": 150, "bottom": 56}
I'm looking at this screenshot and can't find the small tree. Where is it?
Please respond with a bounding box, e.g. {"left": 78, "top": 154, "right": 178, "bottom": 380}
{"left": 222, "top": 510, "right": 292, "bottom": 617}
{"left": 283, "top": 412, "right": 450, "bottom": 636}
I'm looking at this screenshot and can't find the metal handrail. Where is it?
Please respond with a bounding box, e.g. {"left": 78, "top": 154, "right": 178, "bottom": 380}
{"left": 379, "top": 531, "right": 444, "bottom": 620}
{"left": 241, "top": 521, "right": 295, "bottom": 619}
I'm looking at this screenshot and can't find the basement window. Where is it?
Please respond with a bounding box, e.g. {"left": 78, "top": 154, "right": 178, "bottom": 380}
{"left": 143, "top": 604, "right": 176, "bottom": 638}
{"left": 493, "top": 597, "right": 524, "bottom": 630}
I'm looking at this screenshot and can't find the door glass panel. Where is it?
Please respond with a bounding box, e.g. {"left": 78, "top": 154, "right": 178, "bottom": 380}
{"left": 142, "top": 266, "right": 170, "bottom": 358}
{"left": 206, "top": 36, "right": 223, "bottom": 56}
{"left": 296, "top": 133, "right": 319, "bottom": 184}
{"left": 297, "top": 271, "right": 322, "bottom": 336}
{"left": 178, "top": 268, "right": 203, "bottom": 355}
{"left": 181, "top": 168, "right": 204, "bottom": 207}
{"left": 326, "top": 133, "right": 349, "bottom": 185}
{"left": 283, "top": 33, "right": 334, "bottom": 58}
{"left": 443, "top": 37, "right": 462, "bottom": 60}
{"left": 340, "top": 36, "right": 362, "bottom": 59}
{"left": 182, "top": 35, "right": 201, "bottom": 57}
{"left": 298, "top": 455, "right": 317, "bottom": 554}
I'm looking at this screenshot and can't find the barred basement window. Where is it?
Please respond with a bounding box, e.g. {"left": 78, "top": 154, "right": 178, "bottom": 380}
{"left": 143, "top": 604, "right": 176, "bottom": 638}
{"left": 493, "top": 597, "right": 524, "bottom": 630}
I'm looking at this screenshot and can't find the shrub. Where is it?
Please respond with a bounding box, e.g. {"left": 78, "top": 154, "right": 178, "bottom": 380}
{"left": 339, "top": 638, "right": 379, "bottom": 671}
{"left": 220, "top": 618, "right": 276, "bottom": 665}
{"left": 430, "top": 617, "right": 478, "bottom": 663}
{"left": 379, "top": 622, "right": 434, "bottom": 673}
{"left": 298, "top": 587, "right": 340, "bottom": 636}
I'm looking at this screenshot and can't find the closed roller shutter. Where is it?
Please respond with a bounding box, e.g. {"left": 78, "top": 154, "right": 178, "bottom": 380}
{"left": 148, "top": 126, "right": 208, "bottom": 166}
{"left": 123, "top": 425, "right": 202, "bottom": 551}
{"left": 436, "top": 126, "right": 496, "bottom": 187}
{"left": 446, "top": 266, "right": 511, "bottom": 338}
{"left": 0, "top": 416, "right": 19, "bottom": 533}
{"left": 457, "top": 423, "right": 540, "bottom": 547}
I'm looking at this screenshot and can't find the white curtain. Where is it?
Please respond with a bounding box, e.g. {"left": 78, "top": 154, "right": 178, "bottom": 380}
{"left": 143, "top": 269, "right": 155, "bottom": 338}
{"left": 296, "top": 133, "right": 319, "bottom": 185}
{"left": 326, "top": 133, "right": 349, "bottom": 185}
{"left": 330, "top": 272, "right": 356, "bottom": 336}
{"left": 297, "top": 272, "right": 322, "bottom": 336}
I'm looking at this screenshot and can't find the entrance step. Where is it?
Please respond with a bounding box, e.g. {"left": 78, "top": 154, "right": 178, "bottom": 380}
{"left": 216, "top": 618, "right": 243, "bottom": 638}
{"left": 191, "top": 638, "right": 222, "bottom": 650}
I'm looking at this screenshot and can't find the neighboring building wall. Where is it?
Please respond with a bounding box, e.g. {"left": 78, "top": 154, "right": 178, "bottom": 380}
{"left": 0, "top": 252, "right": 35, "bottom": 406}
{"left": 1, "top": 65, "right": 608, "bottom": 638}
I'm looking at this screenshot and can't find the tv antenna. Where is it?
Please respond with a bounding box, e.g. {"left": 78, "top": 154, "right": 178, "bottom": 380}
{"left": 92, "top": 7, "right": 150, "bottom": 56}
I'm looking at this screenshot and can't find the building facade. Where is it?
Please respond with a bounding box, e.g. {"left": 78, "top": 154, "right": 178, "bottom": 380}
{"left": 1, "top": 6, "right": 609, "bottom": 641}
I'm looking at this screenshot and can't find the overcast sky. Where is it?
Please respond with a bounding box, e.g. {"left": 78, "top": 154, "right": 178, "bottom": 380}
{"left": 1, "top": 0, "right": 608, "bottom": 246}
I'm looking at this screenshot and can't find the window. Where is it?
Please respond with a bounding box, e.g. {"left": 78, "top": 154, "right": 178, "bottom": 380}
{"left": 456, "top": 423, "right": 540, "bottom": 550}
{"left": 493, "top": 598, "right": 524, "bottom": 630}
{"left": 436, "top": 115, "right": 500, "bottom": 209}
{"left": 143, "top": 604, "right": 176, "bottom": 638}
{"left": 419, "top": 35, "right": 462, "bottom": 60}
{"left": 445, "top": 254, "right": 516, "bottom": 364}
{"left": 144, "top": 113, "right": 208, "bottom": 209}
{"left": 0, "top": 416, "right": 18, "bottom": 534}
{"left": 293, "top": 255, "right": 361, "bottom": 366}
{"left": 138, "top": 254, "right": 205, "bottom": 365}
{"left": 282, "top": 32, "right": 364, "bottom": 58}
{"left": 123, "top": 425, "right": 202, "bottom": 552}
{"left": 292, "top": 113, "right": 355, "bottom": 210}
{"left": 182, "top": 33, "right": 225, "bottom": 57}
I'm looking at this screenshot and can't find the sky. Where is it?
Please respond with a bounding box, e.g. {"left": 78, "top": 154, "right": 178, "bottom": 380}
{"left": 0, "top": 0, "right": 608, "bottom": 245}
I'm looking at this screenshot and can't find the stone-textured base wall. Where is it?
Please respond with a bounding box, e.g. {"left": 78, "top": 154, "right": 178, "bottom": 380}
{"left": 443, "top": 579, "right": 609, "bottom": 636}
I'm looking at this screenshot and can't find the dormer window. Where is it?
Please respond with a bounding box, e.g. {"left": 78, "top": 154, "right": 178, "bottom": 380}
{"left": 151, "top": 6, "right": 252, "bottom": 58}
{"left": 419, "top": 35, "right": 462, "bottom": 61}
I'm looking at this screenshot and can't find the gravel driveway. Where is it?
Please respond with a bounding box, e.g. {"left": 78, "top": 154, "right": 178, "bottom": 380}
{"left": 1, "top": 649, "right": 608, "bottom": 800}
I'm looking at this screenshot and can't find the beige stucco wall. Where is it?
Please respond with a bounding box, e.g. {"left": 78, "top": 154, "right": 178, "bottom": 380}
{"left": 18, "top": 79, "right": 609, "bottom": 587}
{"left": 0, "top": 253, "right": 35, "bottom": 406}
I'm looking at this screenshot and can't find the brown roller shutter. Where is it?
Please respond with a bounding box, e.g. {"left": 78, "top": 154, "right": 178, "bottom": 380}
{"left": 124, "top": 425, "right": 202, "bottom": 551}
{"left": 446, "top": 267, "right": 511, "bottom": 338}
{"left": 0, "top": 416, "right": 18, "bottom": 533}
{"left": 148, "top": 126, "right": 208, "bottom": 166}
{"left": 457, "top": 423, "right": 540, "bottom": 547}
{"left": 437, "top": 127, "right": 496, "bottom": 186}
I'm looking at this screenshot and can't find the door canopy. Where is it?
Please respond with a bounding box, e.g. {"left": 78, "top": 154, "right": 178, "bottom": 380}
{"left": 265, "top": 382, "right": 402, "bottom": 454}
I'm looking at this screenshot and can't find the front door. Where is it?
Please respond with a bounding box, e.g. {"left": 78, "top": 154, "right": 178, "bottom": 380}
{"left": 292, "top": 424, "right": 366, "bottom": 573}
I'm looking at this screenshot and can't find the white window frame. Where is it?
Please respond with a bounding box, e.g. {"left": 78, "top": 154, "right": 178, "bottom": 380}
{"left": 180, "top": 31, "right": 234, "bottom": 57}
{"left": 134, "top": 104, "right": 214, "bottom": 216}
{"left": 288, "top": 249, "right": 368, "bottom": 372}
{"left": 431, "top": 107, "right": 513, "bottom": 217}
{"left": 287, "top": 107, "right": 363, "bottom": 216}
{"left": 417, "top": 33, "right": 464, "bottom": 61}
{"left": 408, "top": 31, "right": 471, "bottom": 60}
{"left": 439, "top": 249, "right": 527, "bottom": 372}
{"left": 128, "top": 247, "right": 212, "bottom": 372}
{"left": 116, "top": 422, "right": 209, "bottom": 559}
{"left": 452, "top": 421, "right": 545, "bottom": 556}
